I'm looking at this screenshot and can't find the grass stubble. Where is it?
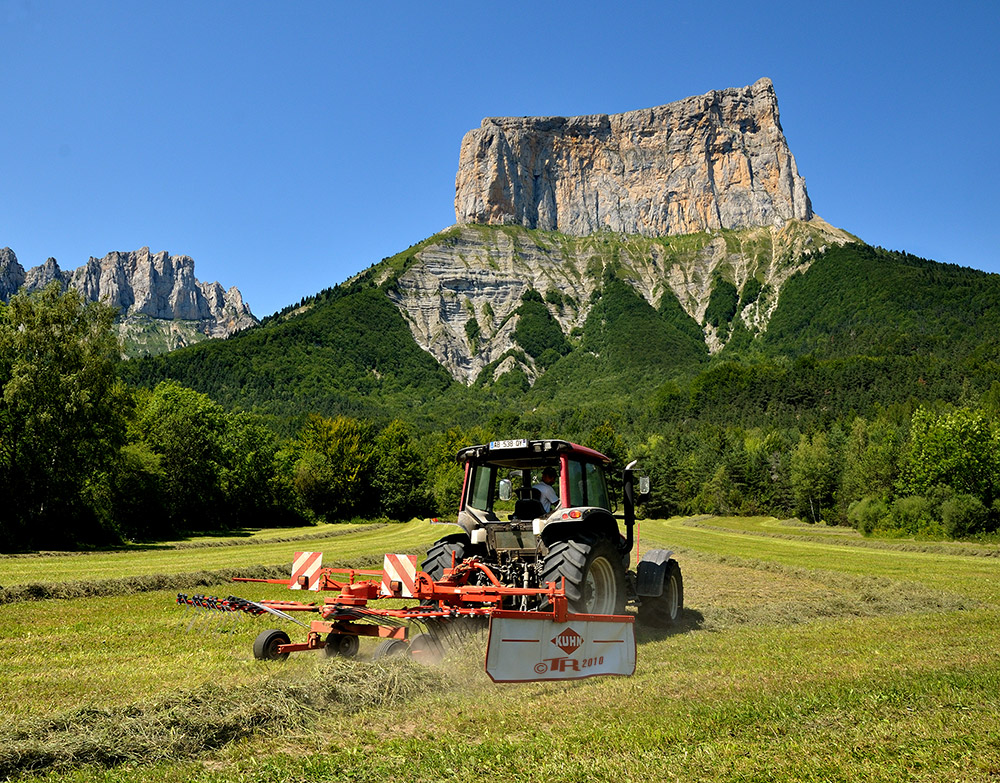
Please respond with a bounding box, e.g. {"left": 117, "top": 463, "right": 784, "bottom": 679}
{"left": 3, "top": 517, "right": 1000, "bottom": 781}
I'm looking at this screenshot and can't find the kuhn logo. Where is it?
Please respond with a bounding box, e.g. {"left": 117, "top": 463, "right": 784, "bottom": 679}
{"left": 552, "top": 627, "right": 583, "bottom": 655}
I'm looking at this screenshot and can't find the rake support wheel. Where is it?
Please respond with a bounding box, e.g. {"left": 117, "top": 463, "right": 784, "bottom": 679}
{"left": 324, "top": 632, "right": 360, "bottom": 658}
{"left": 253, "top": 629, "right": 291, "bottom": 661}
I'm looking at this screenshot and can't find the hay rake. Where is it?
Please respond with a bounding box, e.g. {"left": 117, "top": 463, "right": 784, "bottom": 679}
{"left": 179, "top": 550, "right": 636, "bottom": 682}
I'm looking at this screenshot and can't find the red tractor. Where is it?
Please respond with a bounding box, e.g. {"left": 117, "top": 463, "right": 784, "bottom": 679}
{"left": 423, "top": 438, "right": 683, "bottom": 627}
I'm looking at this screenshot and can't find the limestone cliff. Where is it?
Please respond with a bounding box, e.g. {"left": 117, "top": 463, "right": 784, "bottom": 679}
{"left": 0, "top": 246, "right": 256, "bottom": 354}
{"left": 0, "top": 247, "right": 25, "bottom": 300}
{"left": 381, "top": 219, "right": 854, "bottom": 384}
{"left": 455, "top": 78, "right": 811, "bottom": 237}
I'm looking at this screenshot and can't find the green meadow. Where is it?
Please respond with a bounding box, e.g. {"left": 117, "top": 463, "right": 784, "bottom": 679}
{"left": 3, "top": 517, "right": 999, "bottom": 782}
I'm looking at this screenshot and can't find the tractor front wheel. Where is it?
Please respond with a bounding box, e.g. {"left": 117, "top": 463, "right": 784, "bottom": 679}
{"left": 637, "top": 559, "right": 684, "bottom": 628}
{"left": 253, "top": 629, "right": 290, "bottom": 661}
{"left": 541, "top": 538, "right": 627, "bottom": 615}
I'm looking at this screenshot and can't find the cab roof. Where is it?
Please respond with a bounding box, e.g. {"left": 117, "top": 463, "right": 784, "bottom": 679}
{"left": 456, "top": 439, "right": 611, "bottom": 468}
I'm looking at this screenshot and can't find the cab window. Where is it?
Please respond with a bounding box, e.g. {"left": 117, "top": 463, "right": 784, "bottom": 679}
{"left": 567, "top": 459, "right": 586, "bottom": 507}
{"left": 585, "top": 462, "right": 610, "bottom": 510}
{"left": 468, "top": 465, "right": 495, "bottom": 511}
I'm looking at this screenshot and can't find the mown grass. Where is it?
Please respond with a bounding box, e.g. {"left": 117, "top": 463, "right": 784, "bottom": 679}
{"left": 641, "top": 516, "right": 1000, "bottom": 604}
{"left": 0, "top": 518, "right": 442, "bottom": 587}
{"left": 4, "top": 515, "right": 1000, "bottom": 781}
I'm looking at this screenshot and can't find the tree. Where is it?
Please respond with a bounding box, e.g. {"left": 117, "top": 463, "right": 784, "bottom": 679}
{"left": 292, "top": 414, "right": 377, "bottom": 520}
{"left": 898, "top": 407, "right": 1000, "bottom": 509}
{"left": 0, "top": 284, "right": 128, "bottom": 550}
{"left": 131, "top": 381, "right": 229, "bottom": 530}
{"left": 372, "top": 420, "right": 432, "bottom": 519}
{"left": 790, "top": 432, "right": 836, "bottom": 523}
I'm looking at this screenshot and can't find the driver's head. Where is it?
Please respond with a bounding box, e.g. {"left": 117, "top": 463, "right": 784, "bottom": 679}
{"left": 541, "top": 467, "right": 557, "bottom": 484}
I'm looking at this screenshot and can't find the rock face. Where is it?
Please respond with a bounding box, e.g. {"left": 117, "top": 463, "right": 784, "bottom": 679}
{"left": 455, "top": 78, "right": 811, "bottom": 237}
{"left": 61, "top": 248, "right": 257, "bottom": 337}
{"left": 0, "top": 246, "right": 256, "bottom": 352}
{"left": 0, "top": 247, "right": 26, "bottom": 300}
{"left": 383, "top": 218, "right": 854, "bottom": 384}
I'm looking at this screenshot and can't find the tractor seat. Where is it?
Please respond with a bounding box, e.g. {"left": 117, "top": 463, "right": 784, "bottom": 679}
{"left": 512, "top": 498, "right": 545, "bottom": 520}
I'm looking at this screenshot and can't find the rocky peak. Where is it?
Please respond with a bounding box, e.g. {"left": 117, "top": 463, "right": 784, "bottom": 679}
{"left": 1, "top": 245, "right": 257, "bottom": 353}
{"left": 455, "top": 78, "right": 811, "bottom": 238}
{"left": 24, "top": 257, "right": 66, "bottom": 290}
{"left": 0, "top": 247, "right": 26, "bottom": 300}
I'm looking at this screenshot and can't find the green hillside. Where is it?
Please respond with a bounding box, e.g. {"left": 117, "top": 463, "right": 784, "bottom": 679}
{"left": 761, "top": 243, "right": 1000, "bottom": 364}
{"left": 126, "top": 234, "right": 1000, "bottom": 433}
{"left": 124, "top": 285, "right": 457, "bottom": 428}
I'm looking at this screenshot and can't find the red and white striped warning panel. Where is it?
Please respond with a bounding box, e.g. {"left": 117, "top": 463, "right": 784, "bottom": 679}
{"left": 289, "top": 551, "right": 323, "bottom": 591}
{"left": 380, "top": 554, "right": 418, "bottom": 597}
{"left": 485, "top": 614, "right": 636, "bottom": 682}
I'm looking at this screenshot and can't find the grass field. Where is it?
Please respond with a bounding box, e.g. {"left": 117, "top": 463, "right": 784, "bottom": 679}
{"left": 3, "top": 516, "right": 999, "bottom": 782}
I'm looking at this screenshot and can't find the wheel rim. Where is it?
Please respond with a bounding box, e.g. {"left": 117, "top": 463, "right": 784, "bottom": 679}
{"left": 266, "top": 636, "right": 285, "bottom": 659}
{"left": 665, "top": 573, "right": 679, "bottom": 618}
{"left": 582, "top": 556, "right": 617, "bottom": 614}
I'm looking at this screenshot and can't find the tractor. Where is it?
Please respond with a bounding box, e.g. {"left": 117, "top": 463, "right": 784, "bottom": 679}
{"left": 181, "top": 438, "right": 682, "bottom": 680}
{"left": 423, "top": 438, "right": 683, "bottom": 627}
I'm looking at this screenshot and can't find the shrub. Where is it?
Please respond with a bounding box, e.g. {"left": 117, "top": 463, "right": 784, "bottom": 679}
{"left": 847, "top": 496, "right": 888, "bottom": 535}
{"left": 940, "top": 493, "right": 989, "bottom": 539}
{"left": 887, "top": 495, "right": 938, "bottom": 536}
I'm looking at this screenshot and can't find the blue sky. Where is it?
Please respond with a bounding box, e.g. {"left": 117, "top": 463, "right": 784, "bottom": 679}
{"left": 2, "top": 1, "right": 998, "bottom": 317}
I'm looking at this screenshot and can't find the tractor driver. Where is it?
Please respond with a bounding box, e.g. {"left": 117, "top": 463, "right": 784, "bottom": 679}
{"left": 533, "top": 466, "right": 560, "bottom": 513}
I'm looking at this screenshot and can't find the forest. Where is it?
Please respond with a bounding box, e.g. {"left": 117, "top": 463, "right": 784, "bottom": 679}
{"left": 5, "top": 239, "right": 1000, "bottom": 551}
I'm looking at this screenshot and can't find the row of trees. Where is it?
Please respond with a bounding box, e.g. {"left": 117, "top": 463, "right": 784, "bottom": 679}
{"left": 636, "top": 401, "right": 1000, "bottom": 538}
{"left": 0, "top": 286, "right": 453, "bottom": 551}
{"left": 5, "top": 284, "right": 1000, "bottom": 551}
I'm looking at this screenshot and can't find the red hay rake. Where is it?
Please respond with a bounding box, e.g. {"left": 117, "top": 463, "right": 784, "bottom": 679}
{"left": 178, "top": 551, "right": 636, "bottom": 682}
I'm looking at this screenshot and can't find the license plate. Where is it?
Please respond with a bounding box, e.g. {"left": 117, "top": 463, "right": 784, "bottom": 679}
{"left": 489, "top": 439, "right": 528, "bottom": 450}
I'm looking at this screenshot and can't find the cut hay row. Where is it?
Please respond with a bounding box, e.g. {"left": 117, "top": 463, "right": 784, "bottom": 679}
{"left": 0, "top": 522, "right": 384, "bottom": 560}
{"left": 0, "top": 656, "right": 452, "bottom": 779}
{"left": 681, "top": 517, "right": 1000, "bottom": 558}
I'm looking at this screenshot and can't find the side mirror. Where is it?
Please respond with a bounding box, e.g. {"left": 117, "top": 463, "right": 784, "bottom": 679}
{"left": 638, "top": 475, "right": 650, "bottom": 496}
{"left": 498, "top": 478, "right": 512, "bottom": 502}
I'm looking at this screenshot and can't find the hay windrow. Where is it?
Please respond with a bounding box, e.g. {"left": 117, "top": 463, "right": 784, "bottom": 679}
{"left": 0, "top": 657, "right": 452, "bottom": 778}
{"left": 670, "top": 546, "right": 978, "bottom": 631}
{"left": 680, "top": 519, "right": 1000, "bottom": 558}
{"left": 0, "top": 523, "right": 387, "bottom": 560}
{"left": 0, "top": 553, "right": 401, "bottom": 606}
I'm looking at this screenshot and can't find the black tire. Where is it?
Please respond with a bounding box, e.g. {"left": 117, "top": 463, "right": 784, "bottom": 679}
{"left": 637, "top": 559, "right": 684, "bottom": 628}
{"left": 422, "top": 534, "right": 470, "bottom": 580}
{"left": 540, "top": 538, "right": 627, "bottom": 615}
{"left": 324, "top": 632, "right": 360, "bottom": 658}
{"left": 253, "top": 629, "right": 290, "bottom": 661}
{"left": 371, "top": 638, "right": 409, "bottom": 660}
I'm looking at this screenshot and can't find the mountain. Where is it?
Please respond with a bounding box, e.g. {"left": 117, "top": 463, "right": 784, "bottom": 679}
{"left": 455, "top": 78, "right": 811, "bottom": 237}
{"left": 0, "top": 247, "right": 257, "bottom": 355}
{"left": 127, "top": 79, "right": 1000, "bottom": 432}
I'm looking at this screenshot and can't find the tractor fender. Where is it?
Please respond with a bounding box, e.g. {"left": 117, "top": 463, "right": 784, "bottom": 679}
{"left": 540, "top": 509, "right": 622, "bottom": 549}
{"left": 636, "top": 548, "right": 675, "bottom": 597}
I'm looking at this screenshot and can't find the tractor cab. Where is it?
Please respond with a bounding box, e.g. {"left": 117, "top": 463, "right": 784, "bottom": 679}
{"left": 457, "top": 438, "right": 610, "bottom": 518}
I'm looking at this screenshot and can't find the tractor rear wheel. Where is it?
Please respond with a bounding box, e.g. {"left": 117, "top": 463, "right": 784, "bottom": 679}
{"left": 637, "top": 559, "right": 684, "bottom": 628}
{"left": 422, "top": 534, "right": 479, "bottom": 580}
{"left": 540, "top": 538, "right": 627, "bottom": 615}
{"left": 253, "top": 629, "right": 290, "bottom": 661}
